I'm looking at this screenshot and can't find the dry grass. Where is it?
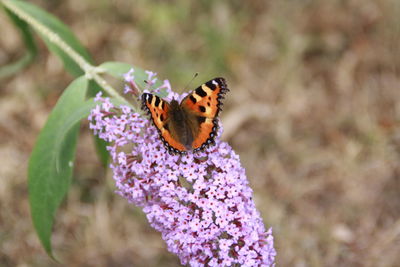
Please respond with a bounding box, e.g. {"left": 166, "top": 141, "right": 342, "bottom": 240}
{"left": 1, "top": 0, "right": 399, "bottom": 266}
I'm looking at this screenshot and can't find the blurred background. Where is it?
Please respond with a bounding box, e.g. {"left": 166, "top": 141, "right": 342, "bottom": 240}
{"left": 1, "top": 0, "right": 400, "bottom": 266}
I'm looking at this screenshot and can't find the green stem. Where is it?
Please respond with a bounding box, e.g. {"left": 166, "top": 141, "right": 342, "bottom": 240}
{"left": 1, "top": 0, "right": 129, "bottom": 105}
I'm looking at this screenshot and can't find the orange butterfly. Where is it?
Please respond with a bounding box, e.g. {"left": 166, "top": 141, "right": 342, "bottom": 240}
{"left": 141, "top": 78, "right": 229, "bottom": 154}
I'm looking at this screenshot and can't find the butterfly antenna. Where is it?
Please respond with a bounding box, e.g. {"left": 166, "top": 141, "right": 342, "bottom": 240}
{"left": 183, "top": 72, "right": 199, "bottom": 92}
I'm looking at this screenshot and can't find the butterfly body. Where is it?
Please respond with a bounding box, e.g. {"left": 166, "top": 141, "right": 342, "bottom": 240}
{"left": 166, "top": 99, "right": 198, "bottom": 150}
{"left": 142, "top": 78, "right": 229, "bottom": 154}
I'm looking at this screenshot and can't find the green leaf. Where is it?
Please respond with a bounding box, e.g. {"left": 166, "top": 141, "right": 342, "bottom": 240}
{"left": 99, "top": 61, "right": 168, "bottom": 97}
{"left": 53, "top": 100, "right": 101, "bottom": 172}
{"left": 99, "top": 61, "right": 133, "bottom": 79}
{"left": 8, "top": 0, "right": 93, "bottom": 76}
{"left": 92, "top": 135, "right": 110, "bottom": 166}
{"left": 28, "top": 77, "right": 88, "bottom": 257}
{"left": 0, "top": 6, "right": 37, "bottom": 79}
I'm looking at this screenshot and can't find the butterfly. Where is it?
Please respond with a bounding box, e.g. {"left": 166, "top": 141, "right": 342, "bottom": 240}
{"left": 141, "top": 77, "right": 229, "bottom": 154}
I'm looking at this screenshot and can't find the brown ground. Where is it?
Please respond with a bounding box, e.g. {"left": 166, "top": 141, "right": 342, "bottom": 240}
{"left": 1, "top": 0, "right": 399, "bottom": 266}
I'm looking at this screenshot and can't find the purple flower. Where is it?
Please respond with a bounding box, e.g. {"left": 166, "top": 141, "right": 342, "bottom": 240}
{"left": 88, "top": 69, "right": 276, "bottom": 266}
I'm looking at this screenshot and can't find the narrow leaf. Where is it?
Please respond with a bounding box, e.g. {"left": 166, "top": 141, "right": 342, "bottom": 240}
{"left": 7, "top": 0, "right": 93, "bottom": 76}
{"left": 28, "top": 77, "right": 88, "bottom": 257}
{"left": 0, "top": 7, "right": 37, "bottom": 79}
{"left": 99, "top": 61, "right": 133, "bottom": 79}
{"left": 92, "top": 135, "right": 110, "bottom": 166}
{"left": 52, "top": 95, "right": 127, "bottom": 168}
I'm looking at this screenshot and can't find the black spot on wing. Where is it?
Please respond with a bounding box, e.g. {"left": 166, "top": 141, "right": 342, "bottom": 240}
{"left": 196, "top": 87, "right": 207, "bottom": 97}
{"left": 154, "top": 97, "right": 160, "bottom": 107}
{"left": 161, "top": 101, "right": 165, "bottom": 110}
{"left": 164, "top": 123, "right": 170, "bottom": 131}
{"left": 199, "top": 106, "right": 206, "bottom": 113}
{"left": 190, "top": 95, "right": 197, "bottom": 104}
{"left": 147, "top": 94, "right": 153, "bottom": 103}
{"left": 206, "top": 80, "right": 217, "bottom": 91}
{"left": 197, "top": 116, "right": 206, "bottom": 124}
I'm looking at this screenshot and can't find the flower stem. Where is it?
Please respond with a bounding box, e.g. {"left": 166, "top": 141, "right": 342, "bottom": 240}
{"left": 1, "top": 0, "right": 129, "bottom": 105}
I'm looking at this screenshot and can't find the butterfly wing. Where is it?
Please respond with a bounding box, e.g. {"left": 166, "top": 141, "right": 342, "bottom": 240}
{"left": 180, "top": 77, "right": 229, "bottom": 151}
{"left": 141, "top": 93, "right": 186, "bottom": 152}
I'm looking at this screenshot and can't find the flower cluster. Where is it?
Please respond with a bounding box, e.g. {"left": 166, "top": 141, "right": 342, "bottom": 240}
{"left": 88, "top": 69, "right": 276, "bottom": 266}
